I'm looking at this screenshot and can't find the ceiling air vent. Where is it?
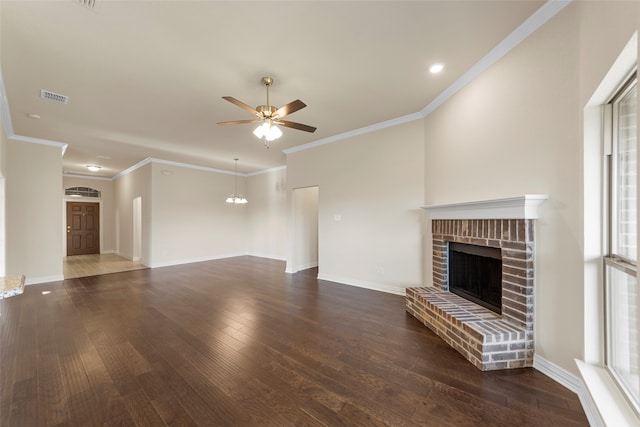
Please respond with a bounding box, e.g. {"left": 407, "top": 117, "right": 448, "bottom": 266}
{"left": 74, "top": 0, "right": 97, "bottom": 10}
{"left": 40, "top": 90, "right": 69, "bottom": 104}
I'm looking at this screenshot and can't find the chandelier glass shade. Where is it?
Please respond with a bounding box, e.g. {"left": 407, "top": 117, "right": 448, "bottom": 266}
{"left": 226, "top": 158, "right": 247, "bottom": 204}
{"left": 253, "top": 120, "right": 282, "bottom": 142}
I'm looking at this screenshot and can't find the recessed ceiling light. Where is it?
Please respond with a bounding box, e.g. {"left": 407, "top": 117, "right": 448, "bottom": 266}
{"left": 86, "top": 165, "right": 101, "bottom": 172}
{"left": 27, "top": 113, "right": 41, "bottom": 119}
{"left": 429, "top": 63, "right": 445, "bottom": 74}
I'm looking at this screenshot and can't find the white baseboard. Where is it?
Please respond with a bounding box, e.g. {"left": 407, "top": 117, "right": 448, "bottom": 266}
{"left": 316, "top": 273, "right": 407, "bottom": 296}
{"left": 114, "top": 252, "right": 133, "bottom": 261}
{"left": 100, "top": 249, "right": 115, "bottom": 255}
{"left": 285, "top": 262, "right": 318, "bottom": 274}
{"left": 147, "top": 253, "right": 248, "bottom": 268}
{"left": 25, "top": 275, "right": 65, "bottom": 285}
{"left": 575, "top": 359, "right": 640, "bottom": 427}
{"left": 295, "top": 261, "right": 318, "bottom": 271}
{"left": 246, "top": 252, "right": 286, "bottom": 261}
{"left": 533, "top": 355, "right": 604, "bottom": 427}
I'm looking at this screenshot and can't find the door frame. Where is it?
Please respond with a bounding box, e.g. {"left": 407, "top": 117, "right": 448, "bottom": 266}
{"left": 288, "top": 186, "right": 319, "bottom": 273}
{"left": 63, "top": 197, "right": 104, "bottom": 257}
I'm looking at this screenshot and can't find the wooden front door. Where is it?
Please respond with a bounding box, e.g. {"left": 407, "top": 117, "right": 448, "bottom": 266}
{"left": 66, "top": 202, "right": 100, "bottom": 256}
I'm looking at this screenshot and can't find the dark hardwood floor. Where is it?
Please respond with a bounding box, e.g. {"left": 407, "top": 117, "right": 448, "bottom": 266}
{"left": 0, "top": 256, "right": 588, "bottom": 426}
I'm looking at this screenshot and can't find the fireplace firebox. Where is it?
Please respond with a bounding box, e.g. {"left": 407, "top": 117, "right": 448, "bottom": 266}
{"left": 448, "top": 242, "right": 502, "bottom": 314}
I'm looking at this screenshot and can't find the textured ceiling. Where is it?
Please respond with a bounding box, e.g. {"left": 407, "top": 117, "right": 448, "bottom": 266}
{"left": 0, "top": 0, "right": 545, "bottom": 176}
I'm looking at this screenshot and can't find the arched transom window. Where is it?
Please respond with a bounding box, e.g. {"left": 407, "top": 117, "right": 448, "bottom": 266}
{"left": 65, "top": 186, "right": 101, "bottom": 198}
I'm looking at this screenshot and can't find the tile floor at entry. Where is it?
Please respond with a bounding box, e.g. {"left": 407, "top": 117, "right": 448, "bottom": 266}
{"left": 63, "top": 253, "right": 147, "bottom": 279}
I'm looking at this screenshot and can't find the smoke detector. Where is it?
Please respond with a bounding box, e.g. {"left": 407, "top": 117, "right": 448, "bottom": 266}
{"left": 40, "top": 90, "right": 69, "bottom": 104}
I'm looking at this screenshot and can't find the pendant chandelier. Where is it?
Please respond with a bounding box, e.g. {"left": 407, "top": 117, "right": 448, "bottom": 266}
{"left": 226, "top": 158, "right": 248, "bottom": 204}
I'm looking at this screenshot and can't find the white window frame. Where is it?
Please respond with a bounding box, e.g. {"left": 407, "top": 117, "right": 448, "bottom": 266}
{"left": 604, "top": 71, "right": 639, "bottom": 416}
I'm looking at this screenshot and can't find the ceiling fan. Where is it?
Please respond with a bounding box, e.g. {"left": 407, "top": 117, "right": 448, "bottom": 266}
{"left": 217, "top": 77, "right": 316, "bottom": 147}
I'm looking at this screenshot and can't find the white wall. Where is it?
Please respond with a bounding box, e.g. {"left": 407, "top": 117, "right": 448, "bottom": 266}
{"left": 423, "top": 1, "right": 639, "bottom": 377}
{"left": 287, "top": 119, "right": 424, "bottom": 294}
{"left": 247, "top": 167, "right": 287, "bottom": 260}
{"left": 0, "top": 120, "right": 7, "bottom": 277}
{"left": 114, "top": 161, "right": 152, "bottom": 264}
{"left": 5, "top": 139, "right": 63, "bottom": 282}
{"left": 148, "top": 162, "right": 247, "bottom": 267}
{"left": 63, "top": 176, "right": 116, "bottom": 253}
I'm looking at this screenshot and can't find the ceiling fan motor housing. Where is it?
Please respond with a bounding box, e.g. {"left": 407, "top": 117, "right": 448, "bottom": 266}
{"left": 257, "top": 105, "right": 277, "bottom": 118}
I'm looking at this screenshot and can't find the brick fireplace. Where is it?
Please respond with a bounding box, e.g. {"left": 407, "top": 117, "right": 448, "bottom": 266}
{"left": 406, "top": 195, "right": 547, "bottom": 370}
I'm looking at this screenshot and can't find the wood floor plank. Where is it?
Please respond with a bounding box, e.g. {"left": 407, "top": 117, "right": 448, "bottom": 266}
{"left": 0, "top": 257, "right": 589, "bottom": 426}
{"left": 136, "top": 369, "right": 199, "bottom": 427}
{"left": 65, "top": 389, "right": 105, "bottom": 427}
{"left": 8, "top": 378, "right": 39, "bottom": 427}
{"left": 0, "top": 300, "right": 18, "bottom": 426}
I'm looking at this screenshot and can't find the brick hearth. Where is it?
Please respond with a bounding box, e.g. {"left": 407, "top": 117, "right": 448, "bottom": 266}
{"left": 407, "top": 217, "right": 536, "bottom": 370}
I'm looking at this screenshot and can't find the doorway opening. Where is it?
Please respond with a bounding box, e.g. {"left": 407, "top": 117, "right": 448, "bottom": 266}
{"left": 291, "top": 186, "right": 319, "bottom": 273}
{"left": 133, "top": 197, "right": 142, "bottom": 262}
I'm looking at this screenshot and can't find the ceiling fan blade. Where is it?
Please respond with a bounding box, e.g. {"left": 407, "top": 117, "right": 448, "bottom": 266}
{"left": 274, "top": 99, "right": 306, "bottom": 119}
{"left": 274, "top": 120, "right": 317, "bottom": 133}
{"left": 222, "top": 96, "right": 259, "bottom": 116}
{"left": 217, "top": 119, "right": 262, "bottom": 126}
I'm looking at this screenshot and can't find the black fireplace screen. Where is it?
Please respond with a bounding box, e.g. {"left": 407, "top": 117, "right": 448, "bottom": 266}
{"left": 448, "top": 242, "right": 502, "bottom": 314}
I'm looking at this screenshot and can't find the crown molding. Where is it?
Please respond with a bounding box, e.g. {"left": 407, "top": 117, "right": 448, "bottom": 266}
{"left": 112, "top": 157, "right": 253, "bottom": 180}
{"left": 1, "top": 1, "right": 573, "bottom": 173}
{"left": 285, "top": 0, "right": 572, "bottom": 156}
{"left": 62, "top": 173, "right": 113, "bottom": 181}
{"left": 420, "top": 0, "right": 572, "bottom": 117}
{"left": 111, "top": 158, "right": 152, "bottom": 180}
{"left": 247, "top": 165, "right": 286, "bottom": 177}
{"left": 282, "top": 112, "right": 422, "bottom": 155}
{"left": 149, "top": 158, "right": 243, "bottom": 176}
{"left": 0, "top": 66, "right": 69, "bottom": 156}
{"left": 0, "top": 67, "right": 14, "bottom": 137}
{"left": 65, "top": 157, "right": 285, "bottom": 181}
{"left": 9, "top": 134, "right": 68, "bottom": 154}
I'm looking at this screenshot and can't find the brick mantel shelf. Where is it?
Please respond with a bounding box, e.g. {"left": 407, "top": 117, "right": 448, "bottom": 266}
{"left": 422, "top": 194, "right": 549, "bottom": 220}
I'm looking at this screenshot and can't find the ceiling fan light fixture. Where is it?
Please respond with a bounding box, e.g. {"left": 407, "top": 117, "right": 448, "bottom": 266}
{"left": 253, "top": 121, "right": 282, "bottom": 142}
{"left": 253, "top": 122, "right": 267, "bottom": 139}
{"left": 218, "top": 76, "right": 316, "bottom": 147}
{"left": 265, "top": 124, "right": 282, "bottom": 141}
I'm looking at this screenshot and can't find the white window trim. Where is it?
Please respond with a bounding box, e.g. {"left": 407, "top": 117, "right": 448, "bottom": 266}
{"left": 581, "top": 31, "right": 638, "bottom": 427}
